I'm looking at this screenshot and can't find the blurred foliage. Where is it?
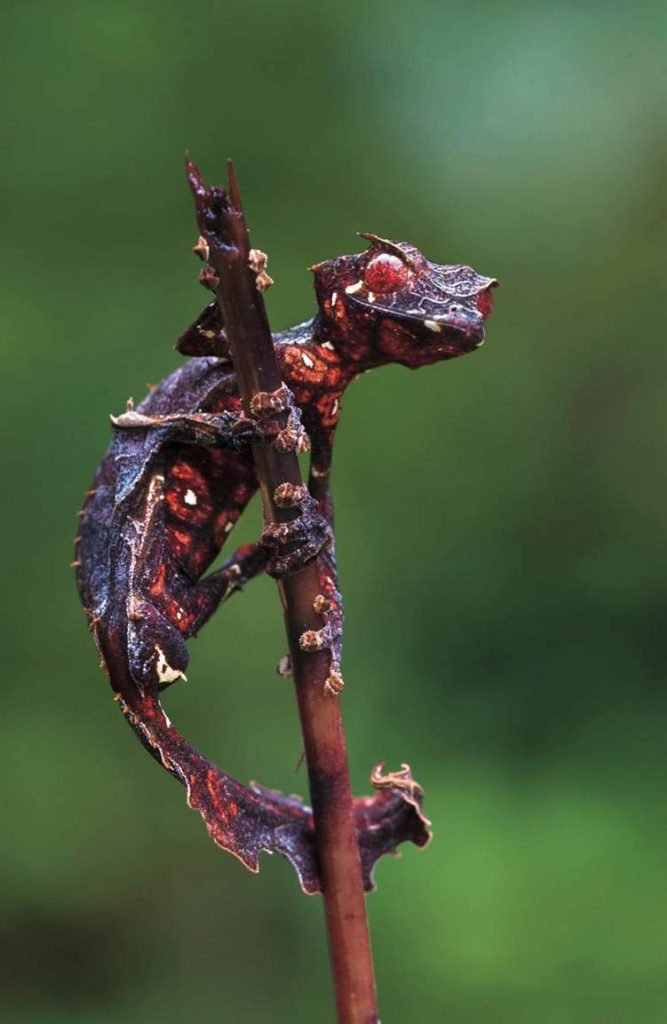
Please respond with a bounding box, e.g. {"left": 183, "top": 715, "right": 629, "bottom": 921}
{"left": 2, "top": 0, "right": 666, "bottom": 1020}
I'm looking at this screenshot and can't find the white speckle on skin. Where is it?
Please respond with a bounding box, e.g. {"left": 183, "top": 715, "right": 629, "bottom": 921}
{"left": 345, "top": 281, "right": 363, "bottom": 295}
{"left": 331, "top": 399, "right": 339, "bottom": 416}
{"left": 330, "top": 291, "right": 338, "bottom": 308}
{"left": 301, "top": 352, "right": 315, "bottom": 369}
{"left": 147, "top": 474, "right": 165, "bottom": 504}
{"left": 321, "top": 340, "right": 335, "bottom": 351}
{"left": 155, "top": 645, "right": 186, "bottom": 684}
{"left": 424, "top": 320, "right": 441, "bottom": 333}
{"left": 367, "top": 291, "right": 376, "bottom": 303}
{"left": 184, "top": 489, "right": 197, "bottom": 506}
{"left": 224, "top": 521, "right": 234, "bottom": 533}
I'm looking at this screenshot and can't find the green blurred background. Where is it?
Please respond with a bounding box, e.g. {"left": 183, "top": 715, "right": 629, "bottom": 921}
{"left": 2, "top": 1, "right": 666, "bottom": 1021}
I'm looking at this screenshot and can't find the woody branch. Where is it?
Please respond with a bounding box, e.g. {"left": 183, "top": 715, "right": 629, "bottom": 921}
{"left": 187, "top": 158, "right": 379, "bottom": 1024}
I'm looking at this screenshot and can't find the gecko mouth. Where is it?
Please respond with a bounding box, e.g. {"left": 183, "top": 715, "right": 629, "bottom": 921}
{"left": 421, "top": 313, "right": 485, "bottom": 349}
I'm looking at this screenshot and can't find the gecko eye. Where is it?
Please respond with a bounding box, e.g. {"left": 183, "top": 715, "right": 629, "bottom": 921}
{"left": 363, "top": 253, "right": 409, "bottom": 294}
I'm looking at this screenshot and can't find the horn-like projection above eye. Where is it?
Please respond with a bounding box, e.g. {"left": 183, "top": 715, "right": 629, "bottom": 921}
{"left": 363, "top": 254, "right": 409, "bottom": 294}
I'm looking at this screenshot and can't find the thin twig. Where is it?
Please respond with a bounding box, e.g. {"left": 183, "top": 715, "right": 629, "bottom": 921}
{"left": 187, "top": 158, "right": 378, "bottom": 1024}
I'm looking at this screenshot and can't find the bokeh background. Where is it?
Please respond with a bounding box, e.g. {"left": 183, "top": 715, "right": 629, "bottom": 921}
{"left": 2, "top": 1, "right": 666, "bottom": 1021}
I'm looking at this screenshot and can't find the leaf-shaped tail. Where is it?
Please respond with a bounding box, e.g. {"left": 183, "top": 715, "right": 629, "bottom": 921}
{"left": 118, "top": 692, "right": 431, "bottom": 894}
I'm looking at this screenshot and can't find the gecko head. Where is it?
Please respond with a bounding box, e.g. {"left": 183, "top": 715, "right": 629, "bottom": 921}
{"left": 311, "top": 235, "right": 497, "bottom": 369}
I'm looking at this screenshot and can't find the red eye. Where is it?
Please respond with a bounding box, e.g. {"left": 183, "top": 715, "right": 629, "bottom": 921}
{"left": 363, "top": 253, "right": 409, "bottom": 294}
{"left": 477, "top": 289, "right": 494, "bottom": 319}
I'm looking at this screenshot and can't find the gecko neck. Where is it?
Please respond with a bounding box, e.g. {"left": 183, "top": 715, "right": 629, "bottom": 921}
{"left": 274, "top": 317, "right": 370, "bottom": 397}
{"left": 277, "top": 311, "right": 383, "bottom": 371}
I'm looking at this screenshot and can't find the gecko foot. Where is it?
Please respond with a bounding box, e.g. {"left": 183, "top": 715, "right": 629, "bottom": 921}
{"left": 260, "top": 483, "right": 328, "bottom": 577}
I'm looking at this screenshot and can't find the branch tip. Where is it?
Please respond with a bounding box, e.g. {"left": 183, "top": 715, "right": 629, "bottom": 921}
{"left": 226, "top": 159, "right": 242, "bottom": 211}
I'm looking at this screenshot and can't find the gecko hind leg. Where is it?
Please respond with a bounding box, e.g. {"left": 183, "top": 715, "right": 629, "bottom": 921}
{"left": 113, "top": 384, "right": 310, "bottom": 457}
{"left": 298, "top": 553, "right": 344, "bottom": 696}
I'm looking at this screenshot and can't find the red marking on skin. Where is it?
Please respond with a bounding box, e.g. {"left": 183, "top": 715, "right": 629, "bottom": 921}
{"left": 235, "top": 543, "right": 255, "bottom": 559}
{"left": 288, "top": 386, "right": 309, "bottom": 409}
{"left": 165, "top": 462, "right": 212, "bottom": 525}
{"left": 224, "top": 395, "right": 243, "bottom": 414}
{"left": 149, "top": 562, "right": 167, "bottom": 599}
{"left": 214, "top": 510, "right": 237, "bottom": 544}
{"left": 206, "top": 769, "right": 228, "bottom": 822}
{"left": 477, "top": 288, "right": 494, "bottom": 319}
{"left": 165, "top": 525, "right": 199, "bottom": 567}
{"left": 318, "top": 571, "right": 342, "bottom": 622}
{"left": 231, "top": 481, "right": 253, "bottom": 505}
{"left": 165, "top": 598, "right": 195, "bottom": 634}
{"left": 363, "top": 253, "right": 409, "bottom": 293}
{"left": 315, "top": 393, "right": 339, "bottom": 429}
{"left": 172, "top": 463, "right": 202, "bottom": 484}
{"left": 282, "top": 344, "right": 341, "bottom": 388}
{"left": 208, "top": 448, "right": 231, "bottom": 466}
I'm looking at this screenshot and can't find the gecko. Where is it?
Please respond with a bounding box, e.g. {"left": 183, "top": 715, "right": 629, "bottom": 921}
{"left": 73, "top": 232, "right": 496, "bottom": 888}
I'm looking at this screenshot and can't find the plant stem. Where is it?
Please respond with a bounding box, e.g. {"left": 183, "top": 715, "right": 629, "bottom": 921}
{"left": 188, "top": 159, "right": 378, "bottom": 1024}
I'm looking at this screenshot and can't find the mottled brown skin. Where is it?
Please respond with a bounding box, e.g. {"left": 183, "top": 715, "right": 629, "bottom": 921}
{"left": 74, "top": 235, "right": 495, "bottom": 889}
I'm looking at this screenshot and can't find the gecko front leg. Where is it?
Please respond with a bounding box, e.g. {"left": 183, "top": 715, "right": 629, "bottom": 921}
{"left": 112, "top": 384, "right": 311, "bottom": 457}
{"left": 181, "top": 543, "right": 267, "bottom": 638}
{"left": 299, "top": 587, "right": 344, "bottom": 697}
{"left": 271, "top": 424, "right": 343, "bottom": 695}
